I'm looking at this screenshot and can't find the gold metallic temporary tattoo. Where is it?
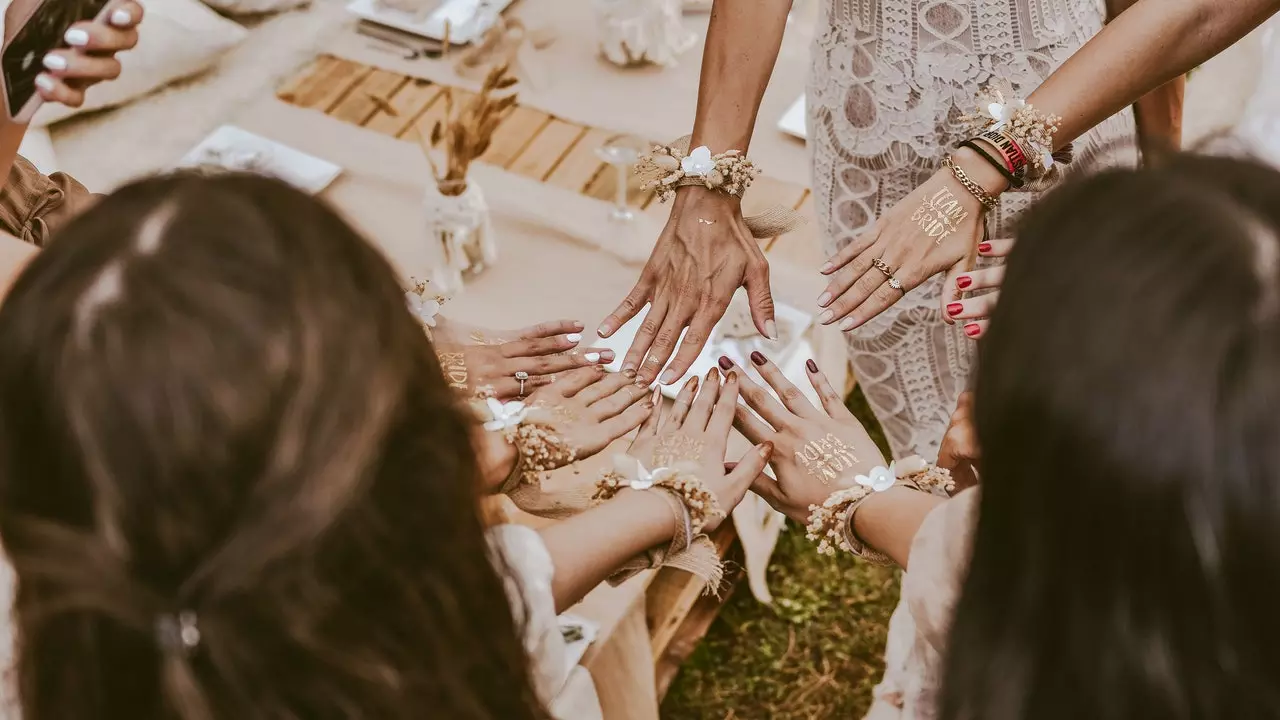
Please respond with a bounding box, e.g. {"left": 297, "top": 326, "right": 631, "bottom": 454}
{"left": 911, "top": 187, "right": 970, "bottom": 245}
{"left": 652, "top": 432, "right": 705, "bottom": 467}
{"left": 439, "top": 352, "right": 469, "bottom": 391}
{"left": 795, "top": 433, "right": 859, "bottom": 485}
{"left": 469, "top": 330, "right": 506, "bottom": 346}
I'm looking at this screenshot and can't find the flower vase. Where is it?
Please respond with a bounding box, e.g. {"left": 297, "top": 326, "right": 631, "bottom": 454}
{"left": 425, "top": 179, "right": 497, "bottom": 296}
{"left": 593, "top": 0, "right": 695, "bottom": 68}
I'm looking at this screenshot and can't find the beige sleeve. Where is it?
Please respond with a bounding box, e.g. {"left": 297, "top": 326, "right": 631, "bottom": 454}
{"left": 901, "top": 488, "right": 980, "bottom": 657}
{"left": 0, "top": 155, "right": 97, "bottom": 248}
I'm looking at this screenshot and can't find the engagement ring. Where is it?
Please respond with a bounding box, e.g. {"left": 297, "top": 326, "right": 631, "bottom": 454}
{"left": 514, "top": 370, "right": 529, "bottom": 396}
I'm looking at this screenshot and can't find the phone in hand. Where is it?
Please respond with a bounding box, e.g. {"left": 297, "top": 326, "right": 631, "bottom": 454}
{"left": 1, "top": 0, "right": 111, "bottom": 123}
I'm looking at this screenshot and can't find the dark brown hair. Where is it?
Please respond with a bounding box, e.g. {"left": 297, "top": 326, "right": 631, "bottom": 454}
{"left": 0, "top": 173, "right": 549, "bottom": 719}
{"left": 942, "top": 154, "right": 1280, "bottom": 720}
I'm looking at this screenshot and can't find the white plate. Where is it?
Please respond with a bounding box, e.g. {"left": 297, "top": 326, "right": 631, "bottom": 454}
{"left": 346, "top": 0, "right": 513, "bottom": 44}
{"left": 777, "top": 95, "right": 806, "bottom": 141}
{"left": 178, "top": 126, "right": 342, "bottom": 195}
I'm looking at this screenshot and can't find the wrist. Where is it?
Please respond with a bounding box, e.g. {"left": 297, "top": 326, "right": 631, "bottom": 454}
{"left": 952, "top": 146, "right": 1011, "bottom": 196}
{"left": 610, "top": 488, "right": 682, "bottom": 542}
{"left": 478, "top": 433, "right": 519, "bottom": 493}
{"left": 673, "top": 183, "right": 742, "bottom": 212}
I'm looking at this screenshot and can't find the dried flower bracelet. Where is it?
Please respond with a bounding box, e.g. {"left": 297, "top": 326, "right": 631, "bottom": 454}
{"left": 473, "top": 398, "right": 577, "bottom": 487}
{"left": 636, "top": 143, "right": 760, "bottom": 204}
{"left": 806, "top": 456, "right": 955, "bottom": 564}
{"left": 960, "top": 80, "right": 1073, "bottom": 185}
{"left": 592, "top": 458, "right": 723, "bottom": 536}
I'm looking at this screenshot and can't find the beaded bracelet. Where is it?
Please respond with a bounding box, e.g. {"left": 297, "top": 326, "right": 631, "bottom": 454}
{"left": 806, "top": 456, "right": 955, "bottom": 564}
{"left": 942, "top": 156, "right": 999, "bottom": 211}
{"left": 593, "top": 456, "right": 723, "bottom": 536}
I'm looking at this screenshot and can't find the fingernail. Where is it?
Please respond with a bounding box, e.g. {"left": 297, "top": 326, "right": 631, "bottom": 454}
{"left": 717, "top": 355, "right": 732, "bottom": 370}
{"left": 764, "top": 319, "right": 778, "bottom": 340}
{"left": 706, "top": 367, "right": 720, "bottom": 382}
{"left": 977, "top": 242, "right": 992, "bottom": 253}
{"left": 759, "top": 441, "right": 774, "bottom": 457}
{"left": 684, "top": 376, "right": 700, "bottom": 393}
{"left": 956, "top": 276, "right": 972, "bottom": 290}
{"left": 750, "top": 351, "right": 765, "bottom": 366}
{"left": 817, "top": 292, "right": 833, "bottom": 307}
{"left": 946, "top": 302, "right": 963, "bottom": 317}
{"left": 806, "top": 359, "right": 818, "bottom": 373}
{"left": 42, "top": 54, "right": 67, "bottom": 71}
{"left": 64, "top": 28, "right": 90, "bottom": 47}
{"left": 820, "top": 261, "right": 834, "bottom": 274}
{"left": 964, "top": 323, "right": 981, "bottom": 338}
{"left": 659, "top": 369, "right": 678, "bottom": 385}
{"left": 583, "top": 352, "right": 601, "bottom": 363}
{"left": 600, "top": 350, "right": 615, "bottom": 362}
{"left": 110, "top": 8, "right": 133, "bottom": 26}
{"left": 565, "top": 333, "right": 582, "bottom": 344}
{"left": 597, "top": 323, "right": 613, "bottom": 337}
{"left": 622, "top": 365, "right": 636, "bottom": 377}
{"left": 818, "top": 309, "right": 834, "bottom": 324}
{"left": 34, "top": 75, "right": 55, "bottom": 92}
{"left": 727, "top": 370, "right": 738, "bottom": 382}
{"left": 839, "top": 317, "right": 857, "bottom": 332}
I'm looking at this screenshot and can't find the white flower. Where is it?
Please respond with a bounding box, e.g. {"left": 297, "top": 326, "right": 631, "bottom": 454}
{"left": 894, "top": 455, "right": 928, "bottom": 477}
{"left": 855, "top": 463, "right": 897, "bottom": 492}
{"left": 483, "top": 397, "right": 527, "bottom": 432}
{"left": 986, "top": 97, "right": 1025, "bottom": 125}
{"left": 1041, "top": 150, "right": 1055, "bottom": 169}
{"left": 681, "top": 146, "right": 717, "bottom": 177}
{"left": 612, "top": 454, "right": 672, "bottom": 490}
{"left": 405, "top": 291, "right": 442, "bottom": 328}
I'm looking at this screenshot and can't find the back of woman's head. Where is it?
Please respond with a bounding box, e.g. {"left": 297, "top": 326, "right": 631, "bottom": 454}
{"left": 943, "top": 154, "right": 1280, "bottom": 720}
{"left": 0, "top": 173, "right": 546, "bottom": 719}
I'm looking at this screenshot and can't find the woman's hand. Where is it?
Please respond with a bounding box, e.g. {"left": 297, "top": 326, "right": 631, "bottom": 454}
{"left": 816, "top": 147, "right": 1006, "bottom": 332}
{"left": 433, "top": 318, "right": 614, "bottom": 400}
{"left": 941, "top": 238, "right": 1013, "bottom": 340}
{"left": 937, "top": 391, "right": 979, "bottom": 491}
{"left": 623, "top": 367, "right": 772, "bottom": 531}
{"left": 722, "top": 352, "right": 885, "bottom": 523}
{"left": 599, "top": 187, "right": 775, "bottom": 386}
{"left": 4, "top": 0, "right": 145, "bottom": 110}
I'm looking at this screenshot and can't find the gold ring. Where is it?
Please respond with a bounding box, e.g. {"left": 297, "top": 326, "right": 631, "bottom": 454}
{"left": 871, "top": 258, "right": 903, "bottom": 292}
{"left": 514, "top": 370, "right": 529, "bottom": 396}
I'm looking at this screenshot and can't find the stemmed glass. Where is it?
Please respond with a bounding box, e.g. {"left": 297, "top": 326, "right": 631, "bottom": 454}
{"left": 595, "top": 134, "right": 648, "bottom": 223}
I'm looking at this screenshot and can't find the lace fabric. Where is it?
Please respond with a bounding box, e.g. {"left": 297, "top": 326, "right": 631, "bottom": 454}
{"left": 806, "top": 0, "right": 1137, "bottom": 460}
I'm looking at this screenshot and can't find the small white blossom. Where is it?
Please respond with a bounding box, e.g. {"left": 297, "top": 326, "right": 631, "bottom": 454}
{"left": 611, "top": 454, "right": 673, "bottom": 490}
{"left": 681, "top": 146, "right": 717, "bottom": 177}
{"left": 855, "top": 463, "right": 897, "bottom": 492}
{"left": 483, "top": 397, "right": 527, "bottom": 432}
{"left": 405, "top": 291, "right": 442, "bottom": 328}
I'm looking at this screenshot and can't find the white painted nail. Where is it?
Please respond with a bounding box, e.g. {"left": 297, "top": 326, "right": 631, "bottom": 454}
{"left": 583, "top": 352, "right": 601, "bottom": 363}
{"left": 565, "top": 333, "right": 582, "bottom": 343}
{"left": 64, "top": 28, "right": 90, "bottom": 47}
{"left": 110, "top": 9, "right": 133, "bottom": 26}
{"left": 42, "top": 54, "right": 67, "bottom": 71}
{"left": 764, "top": 319, "right": 778, "bottom": 340}
{"left": 34, "top": 75, "right": 56, "bottom": 92}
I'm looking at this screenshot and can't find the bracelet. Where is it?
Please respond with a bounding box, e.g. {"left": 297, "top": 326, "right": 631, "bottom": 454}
{"left": 957, "top": 139, "right": 1024, "bottom": 190}
{"left": 806, "top": 456, "right": 955, "bottom": 563}
{"left": 960, "top": 80, "right": 1068, "bottom": 180}
{"left": 942, "top": 155, "right": 999, "bottom": 211}
{"left": 637, "top": 142, "right": 760, "bottom": 204}
{"left": 473, "top": 398, "right": 576, "bottom": 487}
{"left": 976, "top": 128, "right": 1029, "bottom": 177}
{"left": 593, "top": 456, "right": 723, "bottom": 536}
{"left": 405, "top": 277, "right": 448, "bottom": 339}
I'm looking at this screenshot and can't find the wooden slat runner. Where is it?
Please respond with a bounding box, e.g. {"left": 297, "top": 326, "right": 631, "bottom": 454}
{"left": 276, "top": 54, "right": 815, "bottom": 267}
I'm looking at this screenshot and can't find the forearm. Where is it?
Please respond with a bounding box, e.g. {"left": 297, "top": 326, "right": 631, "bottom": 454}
{"left": 1029, "top": 0, "right": 1276, "bottom": 148}
{"left": 1133, "top": 76, "right": 1186, "bottom": 162}
{"left": 688, "top": 0, "right": 792, "bottom": 155}
{"left": 851, "top": 488, "right": 944, "bottom": 569}
{"left": 539, "top": 490, "right": 679, "bottom": 612}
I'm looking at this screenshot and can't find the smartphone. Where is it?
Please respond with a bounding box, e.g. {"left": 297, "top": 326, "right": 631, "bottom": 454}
{"left": 1, "top": 0, "right": 112, "bottom": 123}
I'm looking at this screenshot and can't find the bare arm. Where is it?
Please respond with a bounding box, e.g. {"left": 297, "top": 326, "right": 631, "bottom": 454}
{"left": 1105, "top": 0, "right": 1186, "bottom": 163}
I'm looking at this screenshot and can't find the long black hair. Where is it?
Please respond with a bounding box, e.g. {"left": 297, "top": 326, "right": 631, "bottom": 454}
{"left": 0, "top": 173, "right": 549, "bottom": 719}
{"left": 941, "top": 154, "right": 1280, "bottom": 720}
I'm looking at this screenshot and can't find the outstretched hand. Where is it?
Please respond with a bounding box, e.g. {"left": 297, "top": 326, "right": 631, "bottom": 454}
{"left": 598, "top": 187, "right": 775, "bottom": 386}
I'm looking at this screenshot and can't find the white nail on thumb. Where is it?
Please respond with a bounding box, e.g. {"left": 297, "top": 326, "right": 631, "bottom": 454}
{"left": 583, "top": 352, "right": 601, "bottom": 363}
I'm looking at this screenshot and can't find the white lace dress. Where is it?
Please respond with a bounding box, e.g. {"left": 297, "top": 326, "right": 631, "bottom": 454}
{"left": 806, "top": 0, "right": 1138, "bottom": 459}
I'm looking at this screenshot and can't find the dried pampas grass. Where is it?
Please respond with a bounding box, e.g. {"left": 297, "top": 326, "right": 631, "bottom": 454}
{"left": 415, "top": 63, "right": 519, "bottom": 196}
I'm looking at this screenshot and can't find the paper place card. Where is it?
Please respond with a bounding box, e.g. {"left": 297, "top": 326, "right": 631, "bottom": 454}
{"left": 778, "top": 94, "right": 806, "bottom": 141}
{"left": 179, "top": 125, "right": 342, "bottom": 195}
{"left": 346, "top": 0, "right": 514, "bottom": 45}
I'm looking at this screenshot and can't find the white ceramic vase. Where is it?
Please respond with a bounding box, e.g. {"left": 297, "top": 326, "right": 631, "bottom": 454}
{"left": 425, "top": 180, "right": 497, "bottom": 295}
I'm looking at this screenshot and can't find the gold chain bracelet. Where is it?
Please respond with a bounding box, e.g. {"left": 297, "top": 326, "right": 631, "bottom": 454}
{"left": 942, "top": 156, "right": 999, "bottom": 211}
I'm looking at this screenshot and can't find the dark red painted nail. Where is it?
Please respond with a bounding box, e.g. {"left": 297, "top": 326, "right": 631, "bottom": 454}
{"left": 750, "top": 351, "right": 766, "bottom": 366}
{"left": 977, "top": 242, "right": 992, "bottom": 253}
{"left": 956, "top": 276, "right": 972, "bottom": 290}
{"left": 806, "top": 359, "right": 818, "bottom": 373}
{"left": 964, "top": 323, "right": 982, "bottom": 337}
{"left": 718, "top": 355, "right": 733, "bottom": 370}
{"left": 946, "top": 302, "right": 964, "bottom": 317}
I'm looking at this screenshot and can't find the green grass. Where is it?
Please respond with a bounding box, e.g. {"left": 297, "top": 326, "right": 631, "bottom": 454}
{"left": 661, "top": 386, "right": 900, "bottom": 719}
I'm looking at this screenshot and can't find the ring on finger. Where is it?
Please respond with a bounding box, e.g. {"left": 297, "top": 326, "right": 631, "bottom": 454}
{"left": 871, "top": 258, "right": 904, "bottom": 292}
{"left": 514, "top": 370, "right": 529, "bottom": 397}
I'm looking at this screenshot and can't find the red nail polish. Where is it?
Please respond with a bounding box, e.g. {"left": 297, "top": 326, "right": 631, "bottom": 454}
{"left": 718, "top": 355, "right": 732, "bottom": 370}
{"left": 977, "top": 242, "right": 992, "bottom": 253}
{"left": 964, "top": 323, "right": 981, "bottom": 337}
{"left": 956, "top": 276, "right": 972, "bottom": 290}
{"left": 806, "top": 359, "right": 818, "bottom": 373}
{"left": 750, "top": 351, "right": 766, "bottom": 366}
{"left": 946, "top": 302, "right": 963, "bottom": 317}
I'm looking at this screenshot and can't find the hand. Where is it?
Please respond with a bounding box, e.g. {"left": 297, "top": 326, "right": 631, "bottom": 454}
{"left": 474, "top": 367, "right": 655, "bottom": 492}
{"left": 941, "top": 238, "right": 1012, "bottom": 340}
{"left": 433, "top": 318, "right": 614, "bottom": 400}
{"left": 816, "top": 147, "right": 1005, "bottom": 332}
{"left": 936, "top": 391, "right": 979, "bottom": 491}
{"left": 723, "top": 352, "right": 885, "bottom": 523}
{"left": 599, "top": 187, "right": 775, "bottom": 386}
{"left": 4, "top": 0, "right": 144, "bottom": 110}
{"left": 623, "top": 367, "right": 772, "bottom": 532}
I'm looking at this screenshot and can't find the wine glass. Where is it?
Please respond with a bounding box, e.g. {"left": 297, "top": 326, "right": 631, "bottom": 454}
{"left": 595, "top": 134, "right": 647, "bottom": 223}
